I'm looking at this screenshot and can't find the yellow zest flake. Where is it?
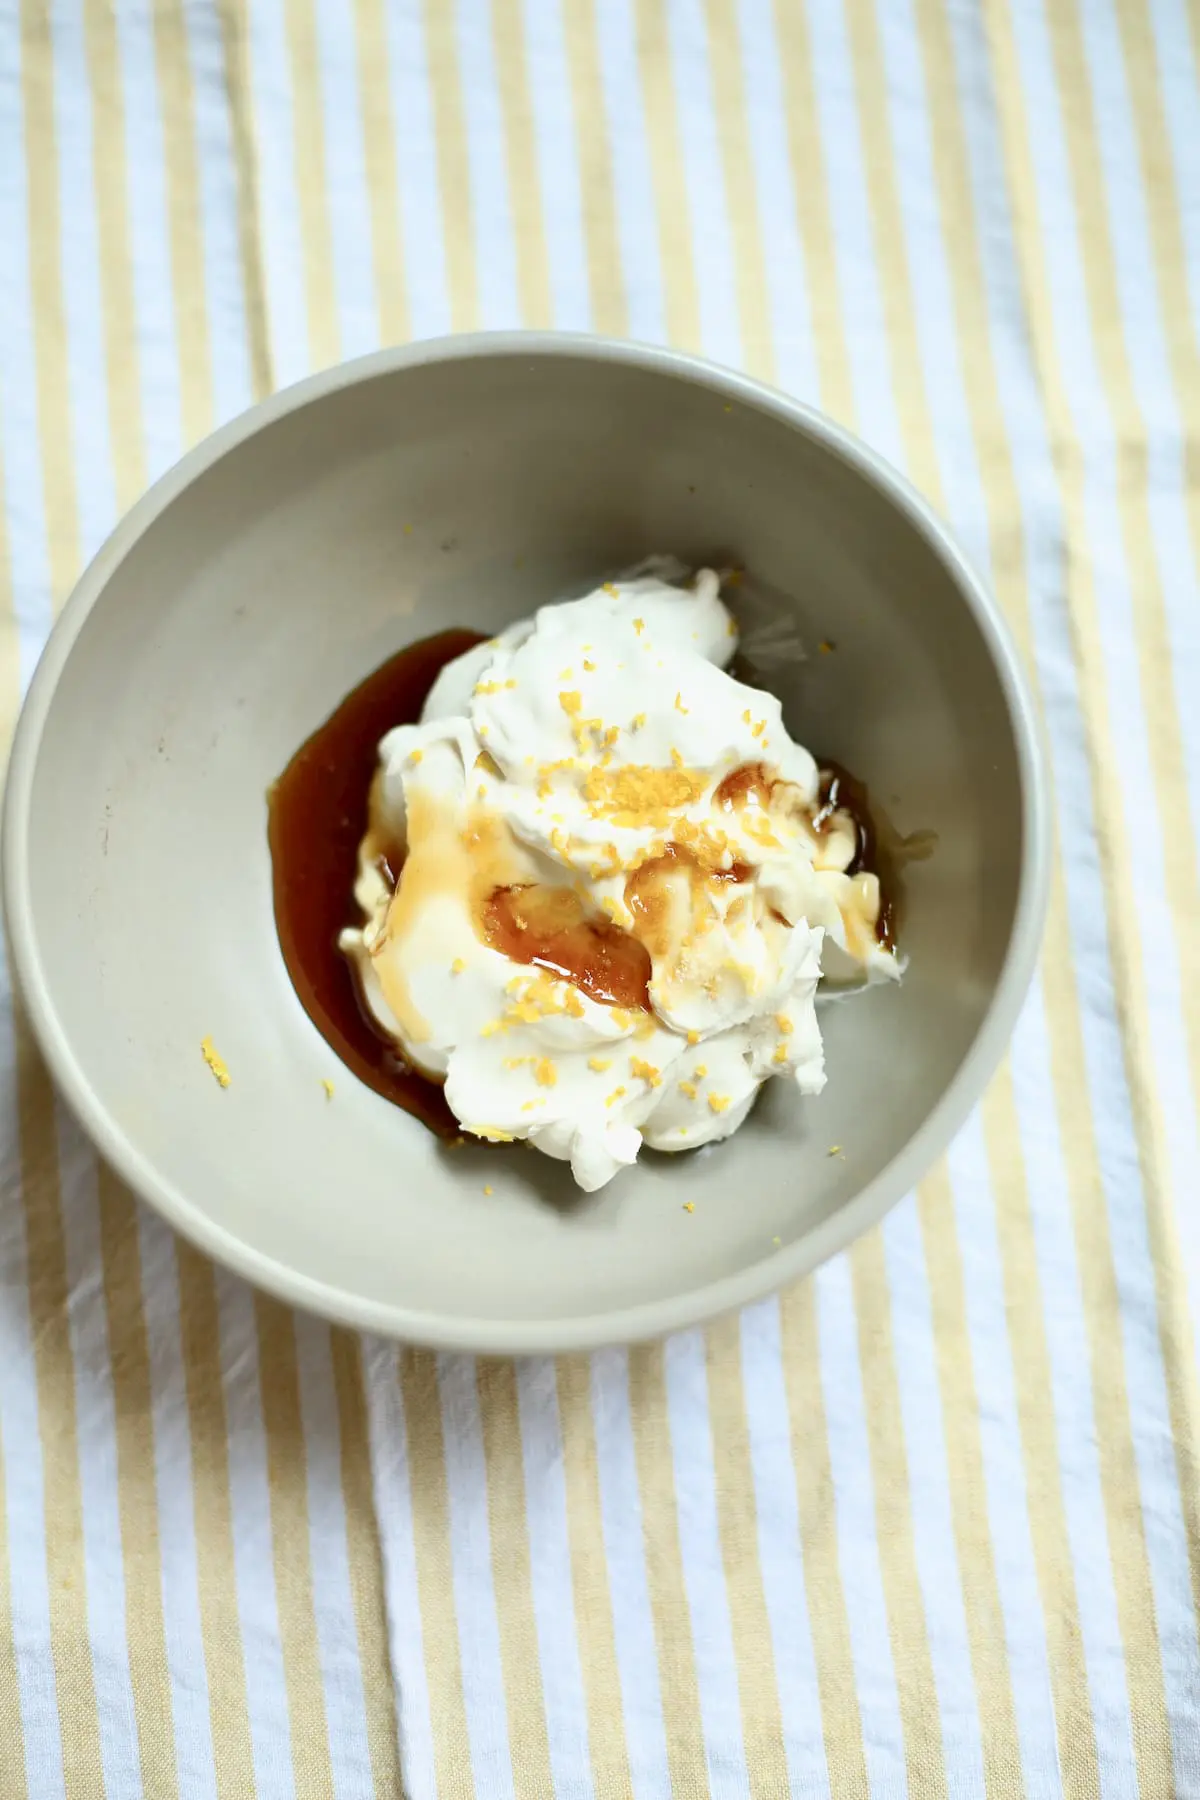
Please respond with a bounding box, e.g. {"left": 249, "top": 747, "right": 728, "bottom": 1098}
{"left": 828, "top": 1144, "right": 844, "bottom": 1158}
{"left": 708, "top": 1094, "right": 731, "bottom": 1113}
{"left": 630, "top": 1057, "right": 662, "bottom": 1088}
{"left": 200, "top": 1037, "right": 230, "bottom": 1089}
{"left": 752, "top": 720, "right": 766, "bottom": 739}
{"left": 605, "top": 1086, "right": 627, "bottom": 1107}
{"left": 565, "top": 990, "right": 585, "bottom": 1018}
{"left": 631, "top": 712, "right": 646, "bottom": 730}
{"left": 687, "top": 1030, "right": 701, "bottom": 1046}
{"left": 409, "top": 748, "right": 424, "bottom": 764}
{"left": 521, "top": 1100, "right": 541, "bottom": 1113}
{"left": 321, "top": 1078, "right": 335, "bottom": 1100}
{"left": 775, "top": 1014, "right": 793, "bottom": 1035}
{"left": 583, "top": 659, "right": 596, "bottom": 672}
{"left": 559, "top": 667, "right": 574, "bottom": 680}
{"left": 588, "top": 1056, "right": 612, "bottom": 1073}
{"left": 632, "top": 617, "right": 645, "bottom": 635}
{"left": 611, "top": 1008, "right": 634, "bottom": 1030}
{"left": 534, "top": 1058, "right": 558, "bottom": 1088}
{"left": 683, "top": 1201, "right": 695, "bottom": 1213}
{"left": 474, "top": 679, "right": 503, "bottom": 696}
{"left": 679, "top": 1080, "right": 698, "bottom": 1100}
{"left": 679, "top": 1126, "right": 689, "bottom": 1136}
{"left": 478, "top": 725, "right": 490, "bottom": 737}
{"left": 742, "top": 709, "right": 752, "bottom": 725}
{"left": 503, "top": 1055, "right": 532, "bottom": 1070}
{"left": 603, "top": 725, "right": 620, "bottom": 747}
{"left": 483, "top": 1184, "right": 494, "bottom": 1196}
{"left": 582, "top": 762, "right": 705, "bottom": 827}
{"left": 559, "top": 690, "right": 583, "bottom": 716}
{"left": 674, "top": 692, "right": 689, "bottom": 714}
{"left": 502, "top": 971, "right": 584, "bottom": 1025}
{"left": 694, "top": 1064, "right": 708, "bottom": 1078}
{"left": 537, "top": 755, "right": 578, "bottom": 798}
{"left": 774, "top": 1043, "right": 790, "bottom": 1064}
{"left": 473, "top": 1126, "right": 514, "bottom": 1143}
{"left": 602, "top": 581, "right": 619, "bottom": 596}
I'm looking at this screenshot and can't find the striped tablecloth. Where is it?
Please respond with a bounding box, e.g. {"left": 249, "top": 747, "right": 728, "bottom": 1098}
{"left": 3, "top": 0, "right": 1199, "bottom": 1794}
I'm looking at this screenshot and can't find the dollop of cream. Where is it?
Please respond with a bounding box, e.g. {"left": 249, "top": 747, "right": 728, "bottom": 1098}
{"left": 340, "top": 564, "right": 900, "bottom": 1190}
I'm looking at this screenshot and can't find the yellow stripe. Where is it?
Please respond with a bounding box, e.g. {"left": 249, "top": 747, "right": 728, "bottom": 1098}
{"left": 489, "top": 0, "right": 553, "bottom": 328}
{"left": 916, "top": 1166, "right": 1024, "bottom": 1789}
{"left": 352, "top": 0, "right": 409, "bottom": 345}
{"left": 703, "top": 1317, "right": 789, "bottom": 1789}
{"left": 848, "top": 1235, "right": 949, "bottom": 1795}
{"left": 254, "top": 1298, "right": 337, "bottom": 1800}
{"left": 561, "top": 0, "right": 627, "bottom": 335}
{"left": 329, "top": 1331, "right": 404, "bottom": 1799}
{"left": 175, "top": 1248, "right": 258, "bottom": 1798}
{"left": 96, "top": 1168, "right": 180, "bottom": 1799}
{"left": 13, "top": 1022, "right": 104, "bottom": 1791}
{"left": 81, "top": 0, "right": 145, "bottom": 503}
{"left": 17, "top": 7, "right": 115, "bottom": 1789}
{"left": 633, "top": 0, "right": 701, "bottom": 351}
{"left": 770, "top": 0, "right": 855, "bottom": 424}
{"left": 554, "top": 1355, "right": 632, "bottom": 1793}
{"left": 423, "top": 0, "right": 478, "bottom": 331}
{"left": 399, "top": 1349, "right": 475, "bottom": 1798}
{"left": 777, "top": 1282, "right": 869, "bottom": 1797}
{"left": 702, "top": 0, "right": 774, "bottom": 380}
{"left": 150, "top": 1, "right": 212, "bottom": 447}
{"left": 626, "top": 1343, "right": 708, "bottom": 1794}
{"left": 0, "top": 453, "right": 31, "bottom": 1800}
{"left": 983, "top": 0, "right": 1200, "bottom": 1683}
{"left": 476, "top": 1360, "right": 554, "bottom": 1791}
{"left": 283, "top": 0, "right": 340, "bottom": 370}
{"left": 0, "top": 1427, "right": 27, "bottom": 1800}
{"left": 217, "top": 0, "right": 274, "bottom": 399}
{"left": 20, "top": 0, "right": 79, "bottom": 607}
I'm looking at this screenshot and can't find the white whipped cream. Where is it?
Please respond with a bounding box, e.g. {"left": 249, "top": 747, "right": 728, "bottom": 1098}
{"left": 341, "top": 564, "right": 899, "bottom": 1190}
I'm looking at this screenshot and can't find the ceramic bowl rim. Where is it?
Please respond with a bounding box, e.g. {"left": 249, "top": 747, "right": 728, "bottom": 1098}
{"left": 2, "top": 332, "right": 1051, "bottom": 1351}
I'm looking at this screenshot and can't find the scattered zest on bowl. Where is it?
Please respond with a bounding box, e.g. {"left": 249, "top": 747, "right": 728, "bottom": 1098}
{"left": 271, "top": 560, "right": 902, "bottom": 1192}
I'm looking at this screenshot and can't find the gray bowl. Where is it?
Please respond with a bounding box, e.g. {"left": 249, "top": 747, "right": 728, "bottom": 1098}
{"left": 2, "top": 335, "right": 1048, "bottom": 1351}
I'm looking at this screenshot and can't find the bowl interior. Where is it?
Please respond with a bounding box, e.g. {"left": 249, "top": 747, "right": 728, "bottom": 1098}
{"left": 14, "top": 347, "right": 1028, "bottom": 1344}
